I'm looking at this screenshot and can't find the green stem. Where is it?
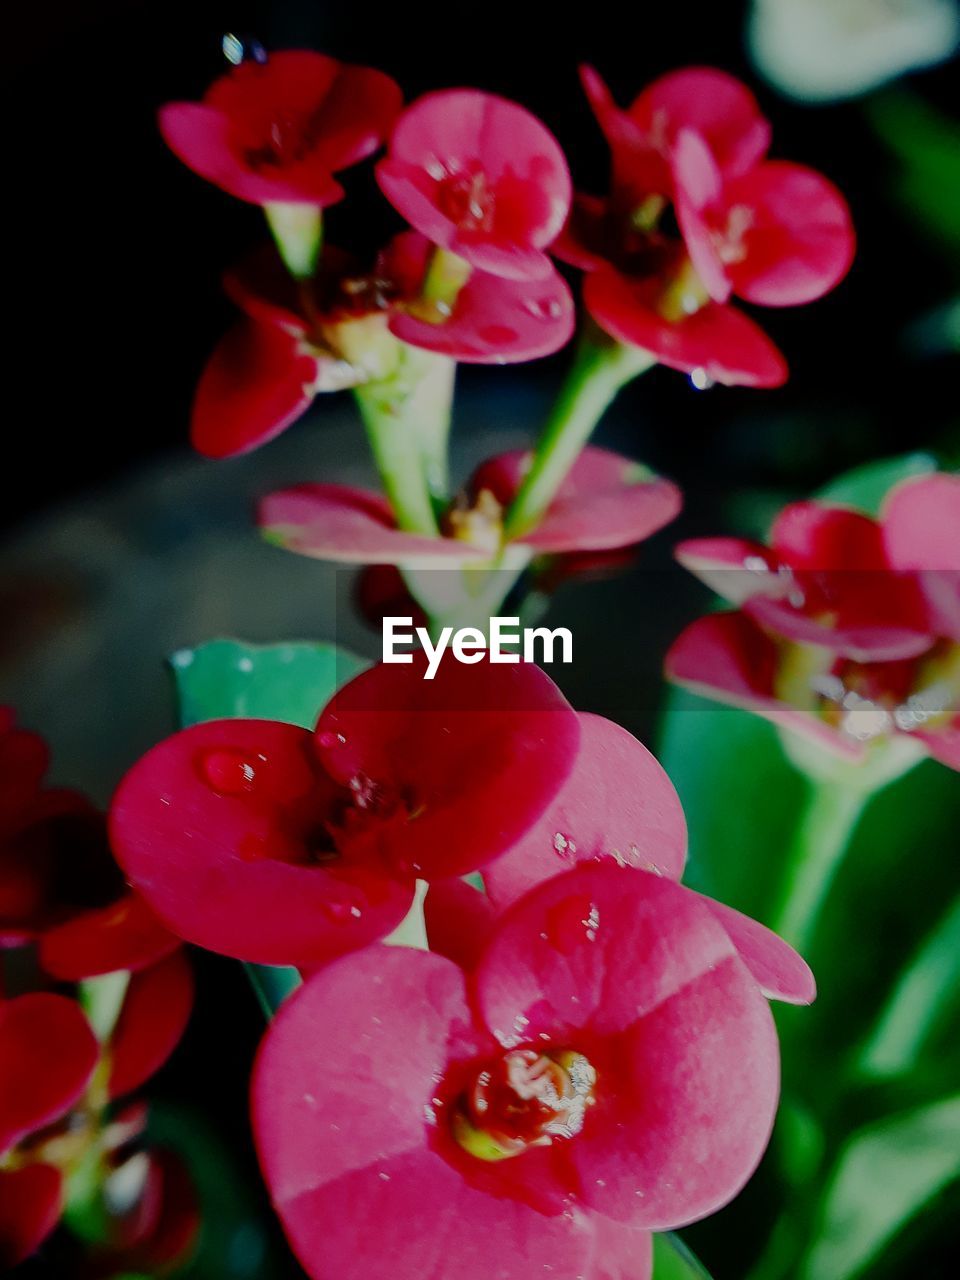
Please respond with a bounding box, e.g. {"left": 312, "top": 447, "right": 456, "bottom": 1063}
{"left": 244, "top": 963, "right": 302, "bottom": 1019}
{"left": 503, "top": 328, "right": 655, "bottom": 541}
{"left": 769, "top": 780, "right": 869, "bottom": 951}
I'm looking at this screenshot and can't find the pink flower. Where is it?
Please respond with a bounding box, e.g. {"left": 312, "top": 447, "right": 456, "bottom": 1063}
{"left": 667, "top": 473, "right": 960, "bottom": 767}
{"left": 377, "top": 90, "right": 572, "bottom": 280}
{"left": 259, "top": 445, "right": 681, "bottom": 565}
{"left": 253, "top": 862, "right": 797, "bottom": 1280}
{"left": 109, "top": 657, "right": 580, "bottom": 966}
{"left": 557, "top": 66, "right": 853, "bottom": 388}
{"left": 192, "top": 234, "right": 573, "bottom": 458}
{"left": 159, "top": 51, "right": 401, "bottom": 206}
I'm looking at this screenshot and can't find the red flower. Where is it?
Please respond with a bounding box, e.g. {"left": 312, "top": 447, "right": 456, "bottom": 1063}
{"left": 259, "top": 445, "right": 681, "bottom": 565}
{"left": 193, "top": 234, "right": 573, "bottom": 458}
{"left": 109, "top": 658, "right": 580, "bottom": 966}
{"left": 0, "top": 993, "right": 98, "bottom": 1266}
{"left": 377, "top": 90, "right": 572, "bottom": 280}
{"left": 253, "top": 862, "right": 792, "bottom": 1280}
{"left": 558, "top": 66, "right": 853, "bottom": 388}
{"left": 667, "top": 473, "right": 960, "bottom": 768}
{"left": 159, "top": 51, "right": 401, "bottom": 206}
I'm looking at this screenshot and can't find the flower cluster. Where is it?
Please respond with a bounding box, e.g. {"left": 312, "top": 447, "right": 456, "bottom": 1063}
{"left": 558, "top": 66, "right": 855, "bottom": 387}
{"left": 106, "top": 655, "right": 812, "bottom": 1279}
{"left": 667, "top": 471, "right": 960, "bottom": 772}
{"left": 0, "top": 712, "right": 196, "bottom": 1270}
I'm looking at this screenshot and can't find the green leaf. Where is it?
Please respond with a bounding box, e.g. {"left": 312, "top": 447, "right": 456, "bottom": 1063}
{"left": 170, "top": 638, "right": 368, "bottom": 730}
{"left": 653, "top": 1232, "right": 713, "bottom": 1278}
{"left": 816, "top": 452, "right": 938, "bottom": 515}
{"left": 858, "top": 896, "right": 960, "bottom": 1080}
{"left": 801, "top": 1095, "right": 960, "bottom": 1280}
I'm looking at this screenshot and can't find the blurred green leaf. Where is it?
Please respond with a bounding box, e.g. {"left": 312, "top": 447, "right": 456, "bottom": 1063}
{"left": 653, "top": 1232, "right": 713, "bottom": 1277}
{"left": 800, "top": 1095, "right": 960, "bottom": 1280}
{"left": 170, "top": 637, "right": 367, "bottom": 730}
{"left": 816, "top": 452, "right": 938, "bottom": 515}
{"left": 149, "top": 1103, "right": 282, "bottom": 1280}
{"left": 858, "top": 896, "right": 960, "bottom": 1080}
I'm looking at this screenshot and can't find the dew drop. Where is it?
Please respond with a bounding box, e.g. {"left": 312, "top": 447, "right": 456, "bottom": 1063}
{"left": 689, "top": 367, "right": 715, "bottom": 391}
{"left": 321, "top": 897, "right": 364, "bottom": 924}
{"left": 199, "top": 748, "right": 261, "bottom": 795}
{"left": 544, "top": 896, "right": 601, "bottom": 954}
{"left": 318, "top": 730, "right": 347, "bottom": 749}
{"left": 526, "top": 297, "right": 564, "bottom": 320}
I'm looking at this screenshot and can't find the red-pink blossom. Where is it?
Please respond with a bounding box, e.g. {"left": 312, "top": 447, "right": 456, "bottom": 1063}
{"left": 377, "top": 90, "right": 572, "bottom": 280}
{"left": 259, "top": 445, "right": 681, "bottom": 565}
{"left": 253, "top": 863, "right": 790, "bottom": 1279}
{"left": 109, "top": 658, "right": 580, "bottom": 966}
{"left": 668, "top": 473, "right": 960, "bottom": 767}
{"left": 159, "top": 51, "right": 401, "bottom": 206}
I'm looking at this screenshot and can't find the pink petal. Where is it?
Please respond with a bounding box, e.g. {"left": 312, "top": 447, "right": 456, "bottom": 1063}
{"left": 110, "top": 719, "right": 413, "bottom": 967}
{"left": 424, "top": 879, "right": 497, "bottom": 970}
{"left": 158, "top": 103, "right": 344, "bottom": 206}
{"left": 743, "top": 595, "right": 934, "bottom": 662}
{"left": 553, "top": 193, "right": 618, "bottom": 272}
{"left": 672, "top": 130, "right": 733, "bottom": 304}
{"left": 586, "top": 1218, "right": 653, "bottom": 1280}
{"left": 585, "top": 268, "right": 788, "bottom": 388}
{"left": 0, "top": 1164, "right": 63, "bottom": 1268}
{"left": 475, "top": 865, "right": 780, "bottom": 1228}
{"left": 258, "top": 484, "right": 488, "bottom": 564}
{"left": 695, "top": 894, "right": 816, "bottom": 1004}
{"left": 191, "top": 321, "right": 319, "bottom": 458}
{"left": 377, "top": 90, "right": 571, "bottom": 280}
{"left": 882, "top": 473, "right": 960, "bottom": 571}
{"left": 39, "top": 891, "right": 180, "bottom": 981}
{"left": 390, "top": 262, "right": 575, "bottom": 363}
{"left": 0, "top": 994, "right": 98, "bottom": 1152}
{"left": 723, "top": 162, "right": 855, "bottom": 307}
{"left": 315, "top": 655, "right": 582, "bottom": 880}
{"left": 771, "top": 502, "right": 888, "bottom": 571}
{"left": 665, "top": 612, "right": 865, "bottom": 761}
{"left": 484, "top": 713, "right": 687, "bottom": 909}
{"left": 915, "top": 716, "right": 960, "bottom": 771}
{"left": 253, "top": 946, "right": 596, "bottom": 1279}
{"left": 470, "top": 446, "right": 682, "bottom": 554}
{"left": 675, "top": 536, "right": 779, "bottom": 604}
{"left": 109, "top": 951, "right": 194, "bottom": 1099}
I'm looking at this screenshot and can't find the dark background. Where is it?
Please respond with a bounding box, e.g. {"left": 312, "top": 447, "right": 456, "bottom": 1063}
{"left": 5, "top": 4, "right": 959, "bottom": 1278}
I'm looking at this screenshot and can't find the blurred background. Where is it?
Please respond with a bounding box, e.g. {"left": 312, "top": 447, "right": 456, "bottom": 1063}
{"left": 4, "top": 2, "right": 959, "bottom": 1277}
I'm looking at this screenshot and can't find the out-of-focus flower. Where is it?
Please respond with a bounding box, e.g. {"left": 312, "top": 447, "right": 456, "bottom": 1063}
{"left": 253, "top": 862, "right": 802, "bottom": 1280}
{"left": 748, "top": 0, "right": 960, "bottom": 103}
{"left": 667, "top": 472, "right": 960, "bottom": 769}
{"left": 192, "top": 234, "right": 573, "bottom": 458}
{"left": 109, "top": 658, "right": 580, "bottom": 966}
{"left": 0, "top": 993, "right": 98, "bottom": 1266}
{"left": 159, "top": 51, "right": 401, "bottom": 207}
{"left": 558, "top": 66, "right": 854, "bottom": 388}
{"left": 259, "top": 445, "right": 681, "bottom": 565}
{"left": 377, "top": 90, "right": 572, "bottom": 281}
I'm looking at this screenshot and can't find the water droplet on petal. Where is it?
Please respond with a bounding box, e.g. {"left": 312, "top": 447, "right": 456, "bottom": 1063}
{"left": 689, "top": 367, "right": 715, "bottom": 391}
{"left": 526, "top": 297, "right": 564, "bottom": 320}
{"left": 321, "top": 896, "right": 364, "bottom": 924}
{"left": 199, "top": 748, "right": 261, "bottom": 795}
{"left": 318, "top": 730, "right": 347, "bottom": 749}
{"left": 544, "top": 896, "right": 601, "bottom": 954}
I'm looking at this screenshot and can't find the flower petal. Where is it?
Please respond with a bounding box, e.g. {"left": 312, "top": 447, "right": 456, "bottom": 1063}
{"left": 377, "top": 90, "right": 571, "bottom": 280}
{"left": 110, "top": 719, "right": 413, "bottom": 967}
{"left": 723, "top": 162, "right": 855, "bottom": 307}
{"left": 191, "top": 321, "right": 319, "bottom": 458}
{"left": 109, "top": 951, "right": 194, "bottom": 1099}
{"left": 665, "top": 612, "right": 865, "bottom": 761}
{"left": 471, "top": 446, "right": 681, "bottom": 554}
{"left": 484, "top": 713, "right": 687, "bottom": 909}
{"left": 675, "top": 536, "right": 779, "bottom": 604}
{"left": 672, "top": 130, "right": 733, "bottom": 304}
{"left": 315, "top": 655, "right": 582, "bottom": 880}
{"left": 0, "top": 1165, "right": 63, "bottom": 1269}
{"left": 475, "top": 865, "right": 780, "bottom": 1229}
{"left": 915, "top": 715, "right": 960, "bottom": 771}
{"left": 882, "top": 473, "right": 960, "bottom": 571}
{"left": 424, "top": 879, "right": 497, "bottom": 971}
{"left": 695, "top": 895, "right": 816, "bottom": 1004}
{"left": 391, "top": 263, "right": 575, "bottom": 363}
{"left": 258, "top": 483, "right": 488, "bottom": 564}
{"left": 39, "top": 892, "right": 180, "bottom": 981}
{"left": 585, "top": 268, "right": 788, "bottom": 388}
{"left": 0, "top": 994, "right": 98, "bottom": 1153}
